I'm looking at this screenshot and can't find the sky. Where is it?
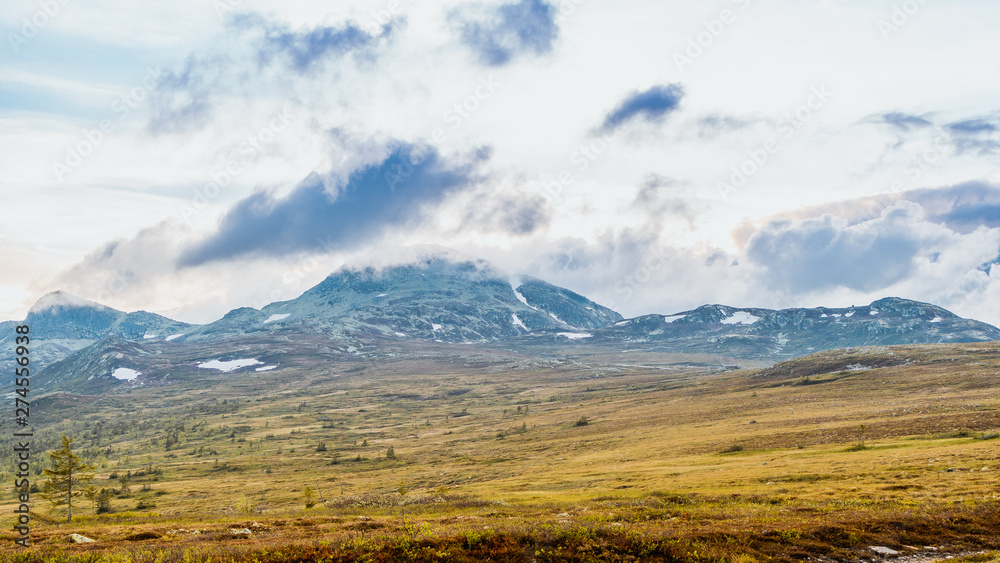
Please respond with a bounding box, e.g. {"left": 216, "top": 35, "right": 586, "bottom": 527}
{"left": 2, "top": 0, "right": 1000, "bottom": 325}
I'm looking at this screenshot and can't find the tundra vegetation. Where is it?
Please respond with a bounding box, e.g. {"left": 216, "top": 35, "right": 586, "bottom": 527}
{"left": 2, "top": 342, "right": 1000, "bottom": 562}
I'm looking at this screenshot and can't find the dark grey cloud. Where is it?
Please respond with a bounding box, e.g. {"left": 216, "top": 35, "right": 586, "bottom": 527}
{"left": 695, "top": 114, "right": 752, "bottom": 139}
{"left": 864, "top": 111, "right": 1000, "bottom": 156}
{"left": 148, "top": 14, "right": 398, "bottom": 134}
{"left": 632, "top": 174, "right": 696, "bottom": 228}
{"left": 600, "top": 84, "right": 684, "bottom": 133}
{"left": 743, "top": 181, "right": 1000, "bottom": 241}
{"left": 878, "top": 112, "right": 933, "bottom": 131}
{"left": 230, "top": 13, "right": 397, "bottom": 72}
{"left": 948, "top": 119, "right": 997, "bottom": 135}
{"left": 462, "top": 191, "right": 551, "bottom": 236}
{"left": 178, "top": 143, "right": 488, "bottom": 266}
{"left": 904, "top": 182, "right": 1000, "bottom": 233}
{"left": 745, "top": 205, "right": 925, "bottom": 293}
{"left": 451, "top": 0, "right": 558, "bottom": 66}
{"left": 946, "top": 117, "right": 1000, "bottom": 155}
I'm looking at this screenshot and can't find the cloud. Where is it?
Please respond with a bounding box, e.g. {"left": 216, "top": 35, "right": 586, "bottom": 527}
{"left": 862, "top": 111, "right": 1000, "bottom": 160}
{"left": 946, "top": 117, "right": 1000, "bottom": 155}
{"left": 178, "top": 143, "right": 488, "bottom": 266}
{"left": 695, "top": 114, "right": 753, "bottom": 139}
{"left": 745, "top": 203, "right": 936, "bottom": 293}
{"left": 877, "top": 112, "right": 932, "bottom": 131}
{"left": 231, "top": 13, "right": 397, "bottom": 72}
{"left": 514, "top": 230, "right": 752, "bottom": 316}
{"left": 727, "top": 181, "right": 1000, "bottom": 322}
{"left": 947, "top": 119, "right": 997, "bottom": 135}
{"left": 600, "top": 84, "right": 684, "bottom": 133}
{"left": 148, "top": 14, "right": 398, "bottom": 134}
{"left": 631, "top": 174, "right": 697, "bottom": 228}
{"left": 904, "top": 181, "right": 1000, "bottom": 233}
{"left": 451, "top": 0, "right": 558, "bottom": 66}
{"left": 460, "top": 190, "right": 552, "bottom": 236}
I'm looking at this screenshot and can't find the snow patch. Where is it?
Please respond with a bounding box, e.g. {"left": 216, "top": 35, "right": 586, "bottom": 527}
{"left": 557, "top": 332, "right": 592, "bottom": 340}
{"left": 395, "top": 332, "right": 406, "bottom": 337}
{"left": 511, "top": 282, "right": 538, "bottom": 310}
{"left": 112, "top": 368, "right": 140, "bottom": 381}
{"left": 377, "top": 293, "right": 388, "bottom": 298}
{"left": 432, "top": 323, "right": 443, "bottom": 332}
{"left": 262, "top": 313, "right": 290, "bottom": 325}
{"left": 255, "top": 365, "right": 278, "bottom": 372}
{"left": 165, "top": 333, "right": 184, "bottom": 341}
{"left": 930, "top": 317, "right": 943, "bottom": 323}
{"left": 663, "top": 315, "right": 686, "bottom": 323}
{"left": 721, "top": 311, "right": 759, "bottom": 325}
{"left": 820, "top": 314, "right": 828, "bottom": 318}
{"left": 869, "top": 310, "right": 879, "bottom": 316}
{"left": 198, "top": 358, "right": 262, "bottom": 372}
{"left": 511, "top": 313, "right": 528, "bottom": 331}
{"left": 615, "top": 320, "right": 630, "bottom": 326}
{"left": 844, "top": 311, "right": 855, "bottom": 318}
{"left": 143, "top": 333, "right": 157, "bottom": 339}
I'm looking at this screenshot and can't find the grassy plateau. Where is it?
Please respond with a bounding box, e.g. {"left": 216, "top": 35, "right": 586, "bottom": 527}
{"left": 3, "top": 340, "right": 1000, "bottom": 562}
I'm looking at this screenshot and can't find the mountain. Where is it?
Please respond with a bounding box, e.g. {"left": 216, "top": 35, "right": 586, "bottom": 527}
{"left": 587, "top": 297, "right": 1000, "bottom": 358}
{"left": 9, "top": 250, "right": 1000, "bottom": 393}
{"left": 178, "top": 254, "right": 622, "bottom": 343}
{"left": 0, "top": 291, "right": 195, "bottom": 369}
{"left": 513, "top": 276, "right": 622, "bottom": 330}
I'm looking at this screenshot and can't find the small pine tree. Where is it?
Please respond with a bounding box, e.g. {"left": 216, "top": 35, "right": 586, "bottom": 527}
{"left": 386, "top": 446, "right": 396, "bottom": 459}
{"left": 41, "top": 435, "right": 94, "bottom": 522}
{"left": 96, "top": 488, "right": 113, "bottom": 514}
{"left": 303, "top": 485, "right": 316, "bottom": 509}
{"left": 856, "top": 424, "right": 868, "bottom": 449}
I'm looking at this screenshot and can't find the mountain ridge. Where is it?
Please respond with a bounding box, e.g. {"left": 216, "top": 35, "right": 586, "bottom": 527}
{"left": 5, "top": 251, "right": 1000, "bottom": 377}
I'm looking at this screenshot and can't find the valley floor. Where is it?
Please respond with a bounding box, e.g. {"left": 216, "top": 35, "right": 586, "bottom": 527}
{"left": 3, "top": 342, "right": 1000, "bottom": 562}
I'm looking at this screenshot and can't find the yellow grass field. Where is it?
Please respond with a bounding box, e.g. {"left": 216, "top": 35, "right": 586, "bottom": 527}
{"left": 3, "top": 342, "right": 1000, "bottom": 562}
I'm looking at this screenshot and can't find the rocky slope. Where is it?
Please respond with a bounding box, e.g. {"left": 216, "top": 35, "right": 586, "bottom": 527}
{"left": 588, "top": 297, "right": 1000, "bottom": 358}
